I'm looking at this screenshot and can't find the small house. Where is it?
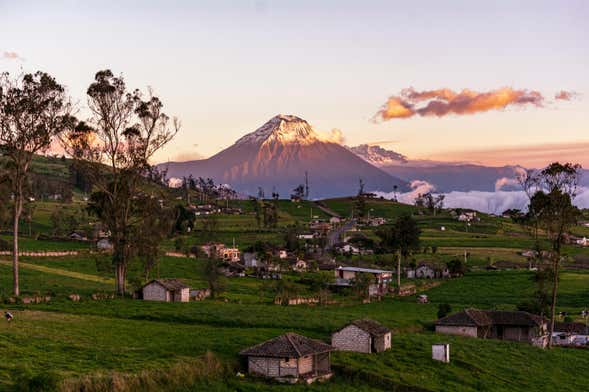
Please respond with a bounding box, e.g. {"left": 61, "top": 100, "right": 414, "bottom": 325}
{"left": 435, "top": 308, "right": 547, "bottom": 347}
{"left": 329, "top": 217, "right": 341, "bottom": 225}
{"left": 69, "top": 232, "right": 87, "bottom": 241}
{"left": 142, "top": 279, "right": 190, "bottom": 302}
{"left": 552, "top": 322, "right": 589, "bottom": 346}
{"left": 290, "top": 258, "right": 308, "bottom": 272}
{"left": 221, "top": 247, "right": 241, "bottom": 262}
{"left": 96, "top": 238, "right": 113, "bottom": 251}
{"left": 367, "top": 217, "right": 386, "bottom": 227}
{"left": 331, "top": 319, "right": 391, "bottom": 353}
{"left": 200, "top": 242, "right": 225, "bottom": 258}
{"left": 240, "top": 333, "right": 334, "bottom": 383}
{"left": 243, "top": 252, "right": 260, "bottom": 268}
{"left": 334, "top": 266, "right": 392, "bottom": 296}
{"left": 414, "top": 263, "right": 449, "bottom": 279}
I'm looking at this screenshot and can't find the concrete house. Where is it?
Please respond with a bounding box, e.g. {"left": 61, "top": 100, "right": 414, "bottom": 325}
{"left": 200, "top": 242, "right": 225, "bottom": 258}
{"left": 142, "top": 279, "right": 190, "bottom": 302}
{"left": 240, "top": 333, "right": 334, "bottom": 384}
{"left": 290, "top": 258, "right": 309, "bottom": 272}
{"left": 331, "top": 319, "right": 391, "bottom": 353}
{"left": 414, "top": 263, "right": 450, "bottom": 279}
{"left": 243, "top": 252, "right": 260, "bottom": 268}
{"left": 552, "top": 322, "right": 589, "bottom": 346}
{"left": 96, "top": 238, "right": 113, "bottom": 251}
{"left": 435, "top": 308, "right": 547, "bottom": 347}
{"left": 221, "top": 247, "right": 241, "bottom": 262}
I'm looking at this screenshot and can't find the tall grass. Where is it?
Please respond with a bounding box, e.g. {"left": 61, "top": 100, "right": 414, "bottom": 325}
{"left": 60, "top": 352, "right": 225, "bottom": 392}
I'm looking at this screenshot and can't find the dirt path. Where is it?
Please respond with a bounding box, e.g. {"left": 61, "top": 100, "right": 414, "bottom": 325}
{"left": 313, "top": 201, "right": 341, "bottom": 218}
{"left": 0, "top": 259, "right": 113, "bottom": 284}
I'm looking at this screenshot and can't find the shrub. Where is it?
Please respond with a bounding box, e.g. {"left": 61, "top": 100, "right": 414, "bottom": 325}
{"left": 437, "top": 303, "right": 452, "bottom": 319}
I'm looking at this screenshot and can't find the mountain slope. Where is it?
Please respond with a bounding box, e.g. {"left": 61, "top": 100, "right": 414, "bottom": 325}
{"left": 348, "top": 144, "right": 530, "bottom": 192}
{"left": 160, "top": 115, "right": 408, "bottom": 198}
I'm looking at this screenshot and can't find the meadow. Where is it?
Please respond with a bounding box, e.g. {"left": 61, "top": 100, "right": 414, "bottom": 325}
{"left": 1, "top": 196, "right": 589, "bottom": 391}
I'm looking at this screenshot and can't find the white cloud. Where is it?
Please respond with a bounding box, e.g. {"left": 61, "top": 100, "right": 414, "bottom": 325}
{"left": 168, "top": 177, "right": 183, "bottom": 188}
{"left": 317, "top": 128, "right": 345, "bottom": 144}
{"left": 374, "top": 182, "right": 589, "bottom": 214}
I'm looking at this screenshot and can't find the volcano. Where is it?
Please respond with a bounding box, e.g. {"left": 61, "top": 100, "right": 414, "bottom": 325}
{"left": 160, "top": 115, "right": 408, "bottom": 198}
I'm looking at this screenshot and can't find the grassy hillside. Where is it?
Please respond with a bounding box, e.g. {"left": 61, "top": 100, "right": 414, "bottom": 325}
{"left": 2, "top": 260, "right": 589, "bottom": 391}
{"left": 2, "top": 185, "right": 589, "bottom": 390}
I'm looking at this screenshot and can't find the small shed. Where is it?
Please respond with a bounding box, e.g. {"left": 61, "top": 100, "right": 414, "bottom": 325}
{"left": 240, "top": 333, "right": 334, "bottom": 384}
{"left": 96, "top": 238, "right": 113, "bottom": 251}
{"left": 331, "top": 319, "right": 391, "bottom": 353}
{"left": 142, "top": 279, "right": 190, "bottom": 302}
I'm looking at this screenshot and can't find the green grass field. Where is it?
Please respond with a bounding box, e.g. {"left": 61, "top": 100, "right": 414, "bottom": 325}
{"left": 2, "top": 195, "right": 589, "bottom": 391}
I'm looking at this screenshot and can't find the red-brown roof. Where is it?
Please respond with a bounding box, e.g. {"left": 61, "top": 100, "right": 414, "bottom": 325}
{"left": 239, "top": 333, "right": 334, "bottom": 358}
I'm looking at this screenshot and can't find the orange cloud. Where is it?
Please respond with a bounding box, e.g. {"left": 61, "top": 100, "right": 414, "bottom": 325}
{"left": 376, "top": 87, "right": 547, "bottom": 120}
{"left": 2, "top": 51, "right": 23, "bottom": 60}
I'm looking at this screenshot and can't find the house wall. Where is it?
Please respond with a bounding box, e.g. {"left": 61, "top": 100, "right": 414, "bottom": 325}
{"left": 173, "top": 288, "right": 189, "bottom": 302}
{"left": 374, "top": 332, "right": 391, "bottom": 352}
{"left": 339, "top": 270, "right": 357, "bottom": 280}
{"left": 142, "top": 283, "right": 169, "bottom": 302}
{"left": 332, "top": 325, "right": 371, "bottom": 353}
{"left": 248, "top": 357, "right": 280, "bottom": 377}
{"left": 416, "top": 267, "right": 435, "bottom": 279}
{"left": 436, "top": 325, "right": 478, "bottom": 337}
{"left": 279, "top": 358, "right": 298, "bottom": 377}
{"left": 298, "top": 355, "right": 314, "bottom": 375}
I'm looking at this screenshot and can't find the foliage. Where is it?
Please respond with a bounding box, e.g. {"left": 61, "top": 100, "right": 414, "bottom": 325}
{"left": 204, "top": 257, "right": 224, "bottom": 298}
{"left": 62, "top": 69, "right": 179, "bottom": 295}
{"left": 437, "top": 303, "right": 452, "bottom": 319}
{"left": 353, "top": 272, "right": 374, "bottom": 299}
{"left": 446, "top": 258, "right": 466, "bottom": 276}
{"left": 0, "top": 70, "right": 75, "bottom": 295}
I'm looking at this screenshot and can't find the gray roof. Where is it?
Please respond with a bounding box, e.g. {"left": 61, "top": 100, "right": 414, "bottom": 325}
{"left": 344, "top": 319, "right": 391, "bottom": 336}
{"left": 240, "top": 333, "right": 334, "bottom": 358}
{"left": 145, "top": 279, "right": 189, "bottom": 291}
{"left": 436, "top": 308, "right": 544, "bottom": 327}
{"left": 336, "top": 266, "right": 391, "bottom": 274}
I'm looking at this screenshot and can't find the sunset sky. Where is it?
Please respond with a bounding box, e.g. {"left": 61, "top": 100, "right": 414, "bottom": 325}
{"left": 1, "top": 0, "right": 587, "bottom": 167}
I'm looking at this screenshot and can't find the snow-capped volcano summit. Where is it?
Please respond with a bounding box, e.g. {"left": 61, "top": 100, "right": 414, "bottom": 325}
{"left": 160, "top": 115, "right": 408, "bottom": 198}
{"left": 235, "top": 114, "right": 320, "bottom": 147}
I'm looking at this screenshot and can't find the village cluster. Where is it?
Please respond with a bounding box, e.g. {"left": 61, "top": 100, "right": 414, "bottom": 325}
{"left": 129, "top": 202, "right": 589, "bottom": 384}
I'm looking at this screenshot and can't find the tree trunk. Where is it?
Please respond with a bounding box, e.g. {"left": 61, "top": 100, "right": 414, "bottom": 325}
{"left": 12, "top": 185, "right": 23, "bottom": 296}
{"left": 547, "top": 255, "right": 559, "bottom": 348}
{"left": 396, "top": 251, "right": 402, "bottom": 294}
{"left": 12, "top": 203, "right": 20, "bottom": 296}
{"left": 115, "top": 262, "right": 126, "bottom": 296}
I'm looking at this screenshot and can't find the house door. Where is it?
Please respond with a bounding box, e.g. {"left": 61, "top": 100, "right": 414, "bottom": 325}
{"left": 370, "top": 337, "right": 377, "bottom": 353}
{"left": 496, "top": 326, "right": 504, "bottom": 339}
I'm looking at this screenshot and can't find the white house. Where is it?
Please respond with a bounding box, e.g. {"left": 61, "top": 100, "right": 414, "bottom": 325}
{"left": 576, "top": 237, "right": 588, "bottom": 247}
{"left": 329, "top": 217, "right": 341, "bottom": 225}
{"left": 96, "top": 238, "right": 113, "bottom": 251}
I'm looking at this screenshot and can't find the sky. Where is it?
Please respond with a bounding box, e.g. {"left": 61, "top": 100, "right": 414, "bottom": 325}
{"left": 1, "top": 0, "right": 588, "bottom": 167}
